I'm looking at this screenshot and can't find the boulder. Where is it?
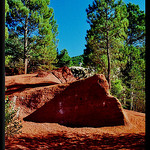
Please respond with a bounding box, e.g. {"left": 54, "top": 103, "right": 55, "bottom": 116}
{"left": 23, "top": 74, "right": 126, "bottom": 127}
{"left": 69, "top": 66, "right": 95, "bottom": 79}
{"left": 51, "top": 66, "right": 77, "bottom": 83}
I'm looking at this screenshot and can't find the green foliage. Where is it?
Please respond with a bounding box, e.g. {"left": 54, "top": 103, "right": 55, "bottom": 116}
{"left": 29, "top": 6, "right": 58, "bottom": 70}
{"left": 5, "top": 97, "right": 22, "bottom": 137}
{"left": 111, "top": 79, "right": 123, "bottom": 97}
{"left": 119, "top": 45, "right": 145, "bottom": 112}
{"left": 56, "top": 49, "right": 73, "bottom": 67}
{"left": 126, "top": 3, "right": 145, "bottom": 46}
{"left": 5, "top": 36, "right": 25, "bottom": 74}
{"left": 5, "top": 55, "right": 13, "bottom": 67}
{"left": 5, "top": 0, "right": 9, "bottom": 17}
{"left": 129, "top": 46, "right": 145, "bottom": 112}
{"left": 84, "top": 0, "right": 145, "bottom": 112}
{"left": 71, "top": 55, "right": 84, "bottom": 66}
{"left": 5, "top": 0, "right": 9, "bottom": 39}
{"left": 119, "top": 3, "right": 145, "bottom": 112}
{"left": 5, "top": 37, "right": 24, "bottom": 63}
{"left": 84, "top": 0, "right": 128, "bottom": 79}
{"left": 6, "top": 0, "right": 58, "bottom": 72}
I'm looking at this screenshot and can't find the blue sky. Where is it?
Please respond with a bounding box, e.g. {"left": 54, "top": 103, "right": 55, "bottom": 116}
{"left": 50, "top": 0, "right": 145, "bottom": 57}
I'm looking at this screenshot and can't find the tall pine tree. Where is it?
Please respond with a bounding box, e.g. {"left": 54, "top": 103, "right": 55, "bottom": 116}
{"left": 6, "top": 0, "right": 58, "bottom": 73}
{"left": 84, "top": 0, "right": 128, "bottom": 88}
{"left": 119, "top": 3, "right": 145, "bottom": 111}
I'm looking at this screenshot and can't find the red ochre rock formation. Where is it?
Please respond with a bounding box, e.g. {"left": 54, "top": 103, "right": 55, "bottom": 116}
{"left": 51, "top": 66, "right": 77, "bottom": 83}
{"left": 5, "top": 67, "right": 76, "bottom": 95}
{"left": 5, "top": 72, "right": 61, "bottom": 95}
{"left": 23, "top": 74, "right": 126, "bottom": 127}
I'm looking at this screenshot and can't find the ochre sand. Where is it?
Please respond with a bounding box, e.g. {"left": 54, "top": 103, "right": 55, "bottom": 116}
{"left": 5, "top": 109, "right": 145, "bottom": 149}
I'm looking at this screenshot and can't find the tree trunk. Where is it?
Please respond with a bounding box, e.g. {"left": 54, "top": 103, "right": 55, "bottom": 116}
{"left": 106, "top": 30, "right": 111, "bottom": 89}
{"left": 105, "top": 8, "right": 111, "bottom": 89}
{"left": 130, "top": 91, "right": 133, "bottom": 110}
{"left": 129, "top": 50, "right": 133, "bottom": 110}
{"left": 25, "top": 58, "right": 28, "bottom": 74}
{"left": 24, "top": 15, "right": 28, "bottom": 74}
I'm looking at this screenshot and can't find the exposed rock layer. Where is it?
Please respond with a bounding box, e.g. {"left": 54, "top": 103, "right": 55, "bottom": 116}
{"left": 5, "top": 67, "right": 76, "bottom": 95}
{"left": 5, "top": 72, "right": 61, "bottom": 95}
{"left": 51, "top": 66, "right": 77, "bottom": 83}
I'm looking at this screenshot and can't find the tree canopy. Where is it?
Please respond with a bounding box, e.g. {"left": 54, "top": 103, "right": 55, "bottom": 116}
{"left": 84, "top": 0, "right": 129, "bottom": 88}
{"left": 84, "top": 0, "right": 145, "bottom": 112}
{"left": 56, "top": 49, "right": 73, "bottom": 67}
{"left": 5, "top": 0, "right": 58, "bottom": 73}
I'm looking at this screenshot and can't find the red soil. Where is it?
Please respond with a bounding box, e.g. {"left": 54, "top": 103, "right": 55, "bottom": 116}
{"left": 5, "top": 109, "right": 145, "bottom": 150}
{"left": 5, "top": 71, "right": 145, "bottom": 149}
{"left": 5, "top": 72, "right": 61, "bottom": 95}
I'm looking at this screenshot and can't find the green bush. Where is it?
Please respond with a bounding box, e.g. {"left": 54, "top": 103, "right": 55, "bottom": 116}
{"left": 5, "top": 97, "right": 22, "bottom": 137}
{"left": 111, "top": 79, "right": 123, "bottom": 96}
{"left": 111, "top": 79, "right": 126, "bottom": 104}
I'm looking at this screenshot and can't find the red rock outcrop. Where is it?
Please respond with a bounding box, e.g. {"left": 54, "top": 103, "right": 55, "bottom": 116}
{"left": 51, "top": 66, "right": 77, "bottom": 83}
{"left": 5, "top": 72, "right": 61, "bottom": 95}
{"left": 9, "top": 84, "right": 69, "bottom": 109}
{"left": 23, "top": 74, "right": 126, "bottom": 127}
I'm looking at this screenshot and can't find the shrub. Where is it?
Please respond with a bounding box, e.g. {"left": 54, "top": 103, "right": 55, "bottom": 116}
{"left": 111, "top": 79, "right": 127, "bottom": 107}
{"left": 111, "top": 79, "right": 123, "bottom": 96}
{"left": 5, "top": 96, "right": 22, "bottom": 137}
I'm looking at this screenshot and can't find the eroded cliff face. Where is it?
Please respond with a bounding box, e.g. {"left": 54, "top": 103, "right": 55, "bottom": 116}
{"left": 23, "top": 74, "right": 126, "bottom": 127}
{"left": 5, "top": 67, "right": 77, "bottom": 95}
{"left": 51, "top": 66, "right": 77, "bottom": 83}
{"left": 5, "top": 72, "right": 61, "bottom": 95}
{"left": 5, "top": 67, "right": 75, "bottom": 115}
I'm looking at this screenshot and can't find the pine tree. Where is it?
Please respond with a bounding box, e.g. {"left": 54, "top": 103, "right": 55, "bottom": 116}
{"left": 6, "top": 0, "right": 58, "bottom": 73}
{"left": 56, "top": 49, "right": 73, "bottom": 67}
{"left": 5, "top": 36, "right": 24, "bottom": 66}
{"left": 29, "top": 5, "right": 58, "bottom": 71}
{"left": 119, "top": 44, "right": 145, "bottom": 112}
{"left": 119, "top": 3, "right": 145, "bottom": 111}
{"left": 126, "top": 3, "right": 145, "bottom": 46}
{"left": 84, "top": 0, "right": 128, "bottom": 88}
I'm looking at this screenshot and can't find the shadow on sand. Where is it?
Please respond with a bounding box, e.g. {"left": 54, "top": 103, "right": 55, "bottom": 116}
{"left": 5, "top": 133, "right": 145, "bottom": 150}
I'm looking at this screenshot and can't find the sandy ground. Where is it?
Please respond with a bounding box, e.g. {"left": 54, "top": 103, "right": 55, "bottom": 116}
{"left": 5, "top": 109, "right": 145, "bottom": 150}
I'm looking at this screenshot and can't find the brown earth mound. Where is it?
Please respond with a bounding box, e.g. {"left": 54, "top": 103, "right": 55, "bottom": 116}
{"left": 23, "top": 74, "right": 126, "bottom": 127}
{"left": 51, "top": 66, "right": 77, "bottom": 83}
{"left": 5, "top": 72, "right": 61, "bottom": 95}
